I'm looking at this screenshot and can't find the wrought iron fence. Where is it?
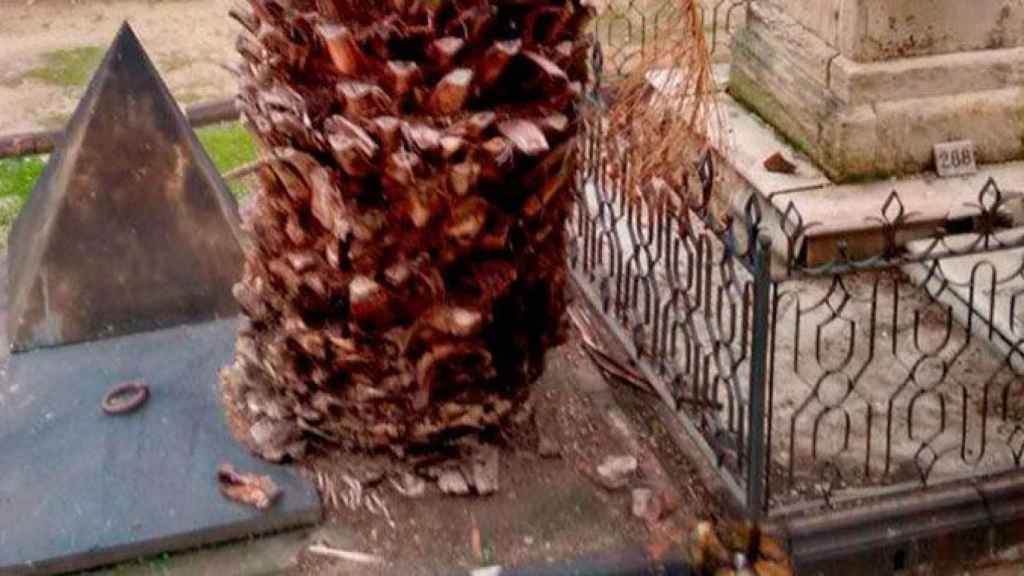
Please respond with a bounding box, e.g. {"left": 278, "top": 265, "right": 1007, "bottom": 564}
{"left": 574, "top": 0, "right": 1024, "bottom": 522}
{"left": 764, "top": 184, "right": 1024, "bottom": 515}
{"left": 591, "top": 0, "right": 748, "bottom": 76}
{"left": 571, "top": 110, "right": 771, "bottom": 516}
{"left": 573, "top": 127, "right": 1024, "bottom": 521}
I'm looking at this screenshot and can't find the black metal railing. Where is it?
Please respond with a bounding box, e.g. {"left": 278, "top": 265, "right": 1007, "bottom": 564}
{"left": 570, "top": 107, "right": 772, "bottom": 516}
{"left": 573, "top": 120, "right": 1024, "bottom": 521}
{"left": 592, "top": 0, "right": 748, "bottom": 76}
{"left": 575, "top": 2, "right": 1024, "bottom": 520}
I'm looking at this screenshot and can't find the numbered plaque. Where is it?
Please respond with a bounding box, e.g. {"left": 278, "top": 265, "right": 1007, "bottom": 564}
{"left": 934, "top": 140, "right": 977, "bottom": 178}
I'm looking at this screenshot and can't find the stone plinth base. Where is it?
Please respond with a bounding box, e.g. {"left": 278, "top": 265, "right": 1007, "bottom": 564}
{"left": 729, "top": 1, "right": 1024, "bottom": 182}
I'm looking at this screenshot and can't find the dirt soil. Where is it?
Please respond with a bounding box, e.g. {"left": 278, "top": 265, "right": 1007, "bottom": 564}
{"left": 0, "top": 0, "right": 239, "bottom": 134}
{"left": 221, "top": 309, "right": 718, "bottom": 575}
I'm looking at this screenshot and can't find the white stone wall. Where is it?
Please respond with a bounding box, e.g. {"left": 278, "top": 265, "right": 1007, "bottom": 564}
{"left": 729, "top": 0, "right": 1024, "bottom": 180}
{"left": 767, "top": 0, "right": 1024, "bottom": 61}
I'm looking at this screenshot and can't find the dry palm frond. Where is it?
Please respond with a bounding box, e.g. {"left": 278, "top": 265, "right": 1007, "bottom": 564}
{"left": 590, "top": 0, "right": 727, "bottom": 225}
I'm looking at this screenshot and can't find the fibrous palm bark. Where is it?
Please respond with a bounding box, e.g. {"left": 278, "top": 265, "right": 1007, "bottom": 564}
{"left": 222, "top": 0, "right": 592, "bottom": 459}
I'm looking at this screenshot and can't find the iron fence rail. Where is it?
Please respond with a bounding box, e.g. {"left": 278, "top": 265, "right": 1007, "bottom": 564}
{"left": 573, "top": 118, "right": 1024, "bottom": 519}
{"left": 575, "top": 0, "right": 1024, "bottom": 520}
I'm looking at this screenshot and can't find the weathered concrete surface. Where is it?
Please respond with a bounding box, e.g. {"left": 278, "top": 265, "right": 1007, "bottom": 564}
{"left": 729, "top": 1, "right": 1024, "bottom": 181}
{"left": 0, "top": 318, "right": 321, "bottom": 575}
{"left": 7, "top": 23, "right": 243, "bottom": 352}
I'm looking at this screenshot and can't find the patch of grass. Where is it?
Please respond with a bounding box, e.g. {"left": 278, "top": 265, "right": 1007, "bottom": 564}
{"left": 0, "top": 197, "right": 27, "bottom": 251}
{"left": 0, "top": 157, "right": 45, "bottom": 248}
{"left": 23, "top": 46, "right": 105, "bottom": 88}
{"left": 0, "top": 156, "right": 46, "bottom": 200}
{"left": 195, "top": 123, "right": 258, "bottom": 197}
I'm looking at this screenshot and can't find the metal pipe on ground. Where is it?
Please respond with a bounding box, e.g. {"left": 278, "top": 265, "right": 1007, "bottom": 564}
{"left": 0, "top": 97, "right": 239, "bottom": 160}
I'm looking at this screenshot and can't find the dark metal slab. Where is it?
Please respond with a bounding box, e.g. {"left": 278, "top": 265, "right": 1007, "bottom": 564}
{"left": 7, "top": 23, "right": 244, "bottom": 352}
{"left": 0, "top": 318, "right": 321, "bottom": 575}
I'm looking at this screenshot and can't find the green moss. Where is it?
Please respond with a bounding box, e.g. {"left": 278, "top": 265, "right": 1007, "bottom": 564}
{"left": 23, "top": 46, "right": 105, "bottom": 88}
{"left": 726, "top": 70, "right": 816, "bottom": 161}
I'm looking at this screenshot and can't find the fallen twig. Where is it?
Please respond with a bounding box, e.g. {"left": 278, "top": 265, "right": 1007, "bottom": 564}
{"left": 316, "top": 470, "right": 340, "bottom": 510}
{"left": 569, "top": 306, "right": 655, "bottom": 395}
{"left": 223, "top": 158, "right": 269, "bottom": 181}
{"left": 470, "top": 514, "right": 482, "bottom": 560}
{"left": 569, "top": 305, "right": 725, "bottom": 410}
{"left": 307, "top": 544, "right": 385, "bottom": 565}
{"left": 0, "top": 97, "right": 239, "bottom": 160}
{"left": 339, "top": 473, "right": 362, "bottom": 510}
{"left": 365, "top": 491, "right": 396, "bottom": 529}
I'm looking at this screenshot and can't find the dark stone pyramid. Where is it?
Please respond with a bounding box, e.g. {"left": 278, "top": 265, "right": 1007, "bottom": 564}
{"left": 8, "top": 23, "right": 244, "bottom": 352}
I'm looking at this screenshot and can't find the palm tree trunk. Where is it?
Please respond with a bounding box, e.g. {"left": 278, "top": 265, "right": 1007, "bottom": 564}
{"left": 222, "top": 0, "right": 593, "bottom": 459}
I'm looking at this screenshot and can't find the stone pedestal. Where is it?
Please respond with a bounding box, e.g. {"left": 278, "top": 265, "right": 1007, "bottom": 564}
{"left": 729, "top": 0, "right": 1024, "bottom": 182}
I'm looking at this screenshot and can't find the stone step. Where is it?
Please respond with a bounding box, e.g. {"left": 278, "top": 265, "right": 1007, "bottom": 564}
{"left": 769, "top": 163, "right": 1024, "bottom": 266}
{"left": 650, "top": 66, "right": 1024, "bottom": 271}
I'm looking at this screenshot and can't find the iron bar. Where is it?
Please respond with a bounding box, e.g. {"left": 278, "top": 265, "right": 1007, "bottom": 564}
{"left": 747, "top": 234, "right": 772, "bottom": 520}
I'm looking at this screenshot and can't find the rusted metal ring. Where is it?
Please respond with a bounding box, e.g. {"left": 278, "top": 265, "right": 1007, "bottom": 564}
{"left": 102, "top": 380, "right": 149, "bottom": 415}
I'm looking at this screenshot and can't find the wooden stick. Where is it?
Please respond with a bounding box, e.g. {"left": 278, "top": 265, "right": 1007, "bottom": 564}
{"left": 307, "top": 544, "right": 386, "bottom": 565}
{"left": 223, "top": 159, "right": 269, "bottom": 181}
{"left": 0, "top": 97, "right": 239, "bottom": 160}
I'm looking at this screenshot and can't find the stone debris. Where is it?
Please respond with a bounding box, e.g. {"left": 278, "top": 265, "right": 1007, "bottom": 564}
{"left": 763, "top": 151, "right": 797, "bottom": 174}
{"left": 471, "top": 445, "right": 500, "bottom": 496}
{"left": 217, "top": 463, "right": 282, "bottom": 509}
{"left": 438, "top": 469, "right": 471, "bottom": 496}
{"left": 631, "top": 487, "right": 659, "bottom": 522}
{"left": 596, "top": 455, "right": 638, "bottom": 490}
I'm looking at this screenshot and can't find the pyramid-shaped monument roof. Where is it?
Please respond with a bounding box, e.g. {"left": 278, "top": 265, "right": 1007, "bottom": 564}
{"left": 8, "top": 23, "right": 244, "bottom": 352}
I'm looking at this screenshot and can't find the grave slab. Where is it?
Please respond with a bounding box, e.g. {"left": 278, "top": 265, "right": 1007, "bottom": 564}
{"left": 7, "top": 23, "right": 244, "bottom": 352}
{"left": 0, "top": 318, "right": 321, "bottom": 575}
